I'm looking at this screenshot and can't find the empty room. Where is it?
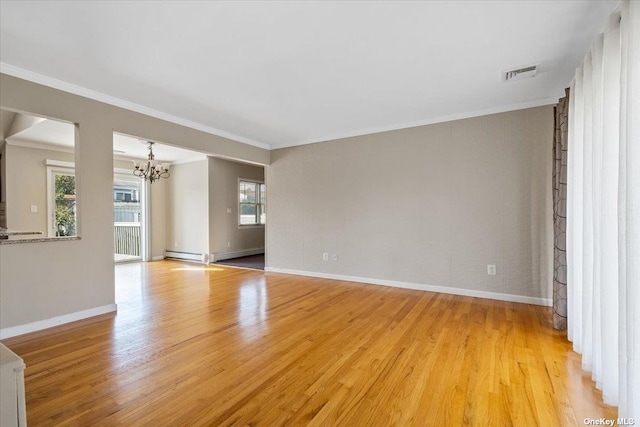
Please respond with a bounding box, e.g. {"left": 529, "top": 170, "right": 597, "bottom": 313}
{"left": 0, "top": 1, "right": 638, "bottom": 426}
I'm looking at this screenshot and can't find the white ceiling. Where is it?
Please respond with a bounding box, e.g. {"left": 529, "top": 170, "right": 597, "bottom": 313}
{"left": 0, "top": 1, "right": 617, "bottom": 149}
{"left": 6, "top": 116, "right": 206, "bottom": 163}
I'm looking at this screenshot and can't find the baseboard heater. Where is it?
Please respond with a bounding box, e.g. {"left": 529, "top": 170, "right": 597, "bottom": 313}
{"left": 211, "top": 248, "right": 264, "bottom": 262}
{"left": 164, "top": 251, "right": 207, "bottom": 263}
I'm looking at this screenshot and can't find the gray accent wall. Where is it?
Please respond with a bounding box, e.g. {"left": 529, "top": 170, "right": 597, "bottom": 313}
{"left": 208, "top": 157, "right": 264, "bottom": 258}
{"left": 266, "top": 106, "right": 554, "bottom": 300}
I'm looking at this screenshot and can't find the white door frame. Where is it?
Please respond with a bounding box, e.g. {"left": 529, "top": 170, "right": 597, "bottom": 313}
{"left": 114, "top": 169, "right": 151, "bottom": 262}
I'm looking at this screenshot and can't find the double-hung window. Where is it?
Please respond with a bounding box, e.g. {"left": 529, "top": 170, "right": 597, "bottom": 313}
{"left": 239, "top": 180, "right": 266, "bottom": 225}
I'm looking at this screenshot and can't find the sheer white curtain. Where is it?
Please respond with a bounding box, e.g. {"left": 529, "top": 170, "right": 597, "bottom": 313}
{"left": 567, "top": 0, "right": 639, "bottom": 416}
{"left": 618, "top": 0, "right": 639, "bottom": 417}
{"left": 601, "top": 11, "right": 621, "bottom": 406}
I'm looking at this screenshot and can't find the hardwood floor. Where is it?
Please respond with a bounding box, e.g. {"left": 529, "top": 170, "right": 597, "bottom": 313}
{"left": 2, "top": 260, "right": 615, "bottom": 426}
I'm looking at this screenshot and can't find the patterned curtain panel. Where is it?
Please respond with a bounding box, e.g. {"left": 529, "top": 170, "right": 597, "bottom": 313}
{"left": 552, "top": 89, "right": 569, "bottom": 330}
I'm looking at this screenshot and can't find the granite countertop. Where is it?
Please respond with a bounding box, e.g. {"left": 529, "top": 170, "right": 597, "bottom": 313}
{"left": 0, "top": 236, "right": 80, "bottom": 245}
{"left": 0, "top": 228, "right": 80, "bottom": 245}
{"left": 0, "top": 228, "right": 44, "bottom": 236}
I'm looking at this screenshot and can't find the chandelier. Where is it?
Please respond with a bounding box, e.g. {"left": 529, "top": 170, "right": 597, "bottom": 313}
{"left": 133, "top": 141, "right": 170, "bottom": 183}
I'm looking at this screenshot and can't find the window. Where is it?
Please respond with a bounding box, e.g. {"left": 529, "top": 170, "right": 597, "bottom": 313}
{"left": 47, "top": 167, "right": 77, "bottom": 237}
{"left": 239, "top": 180, "right": 266, "bottom": 225}
{"left": 114, "top": 186, "right": 139, "bottom": 203}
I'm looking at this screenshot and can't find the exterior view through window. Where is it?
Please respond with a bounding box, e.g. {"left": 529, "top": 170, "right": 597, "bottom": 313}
{"left": 239, "top": 180, "right": 266, "bottom": 225}
{"left": 53, "top": 172, "right": 76, "bottom": 236}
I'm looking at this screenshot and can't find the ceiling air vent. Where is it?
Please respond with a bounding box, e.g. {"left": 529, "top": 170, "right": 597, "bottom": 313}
{"left": 503, "top": 64, "right": 538, "bottom": 82}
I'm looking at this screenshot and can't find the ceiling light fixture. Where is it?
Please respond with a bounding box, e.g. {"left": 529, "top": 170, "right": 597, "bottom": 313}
{"left": 133, "top": 141, "right": 170, "bottom": 183}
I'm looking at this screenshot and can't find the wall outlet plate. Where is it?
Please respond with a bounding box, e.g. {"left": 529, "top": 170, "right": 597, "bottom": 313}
{"left": 487, "top": 265, "right": 497, "bottom": 275}
{"left": 322, "top": 252, "right": 329, "bottom": 261}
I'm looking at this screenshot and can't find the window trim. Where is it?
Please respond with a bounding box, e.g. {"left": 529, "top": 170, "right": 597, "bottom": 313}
{"left": 238, "top": 178, "right": 265, "bottom": 228}
{"left": 46, "top": 164, "right": 77, "bottom": 238}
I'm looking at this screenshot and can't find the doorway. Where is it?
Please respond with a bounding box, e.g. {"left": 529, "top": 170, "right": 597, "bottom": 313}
{"left": 113, "top": 174, "right": 144, "bottom": 262}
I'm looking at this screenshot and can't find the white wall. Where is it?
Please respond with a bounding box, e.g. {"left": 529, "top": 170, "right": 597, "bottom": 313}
{"left": 266, "top": 106, "right": 554, "bottom": 302}
{"left": 150, "top": 177, "right": 167, "bottom": 259}
{"left": 208, "top": 157, "right": 264, "bottom": 258}
{"left": 165, "top": 160, "right": 209, "bottom": 256}
{"left": 0, "top": 74, "right": 269, "bottom": 335}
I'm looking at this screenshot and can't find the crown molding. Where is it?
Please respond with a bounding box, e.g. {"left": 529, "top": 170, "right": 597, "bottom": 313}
{"left": 8, "top": 138, "right": 203, "bottom": 164}
{"left": 169, "top": 155, "right": 208, "bottom": 165}
{"left": 0, "top": 63, "right": 271, "bottom": 150}
{"left": 113, "top": 152, "right": 206, "bottom": 165}
{"left": 2, "top": 63, "right": 559, "bottom": 152}
{"left": 6, "top": 138, "right": 74, "bottom": 154}
{"left": 270, "top": 97, "right": 558, "bottom": 149}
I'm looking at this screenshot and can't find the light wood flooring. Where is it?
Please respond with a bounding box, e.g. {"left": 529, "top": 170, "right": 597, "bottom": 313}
{"left": 2, "top": 260, "right": 616, "bottom": 426}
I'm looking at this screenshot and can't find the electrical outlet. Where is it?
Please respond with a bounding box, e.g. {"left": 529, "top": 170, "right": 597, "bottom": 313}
{"left": 487, "top": 265, "right": 496, "bottom": 275}
{"left": 174, "top": 241, "right": 178, "bottom": 248}
{"left": 322, "top": 252, "right": 329, "bottom": 261}
{"left": 332, "top": 254, "right": 338, "bottom": 261}
{"left": 227, "top": 208, "right": 232, "bottom": 214}
{"left": 30, "top": 205, "right": 38, "bottom": 213}
{"left": 228, "top": 241, "right": 231, "bottom": 248}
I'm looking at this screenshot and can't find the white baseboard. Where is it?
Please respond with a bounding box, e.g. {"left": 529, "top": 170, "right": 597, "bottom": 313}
{"left": 0, "top": 303, "right": 118, "bottom": 339}
{"left": 152, "top": 255, "right": 165, "bottom": 261}
{"left": 264, "top": 267, "right": 552, "bottom": 307}
{"left": 165, "top": 251, "right": 206, "bottom": 263}
{"left": 212, "top": 248, "right": 264, "bottom": 262}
